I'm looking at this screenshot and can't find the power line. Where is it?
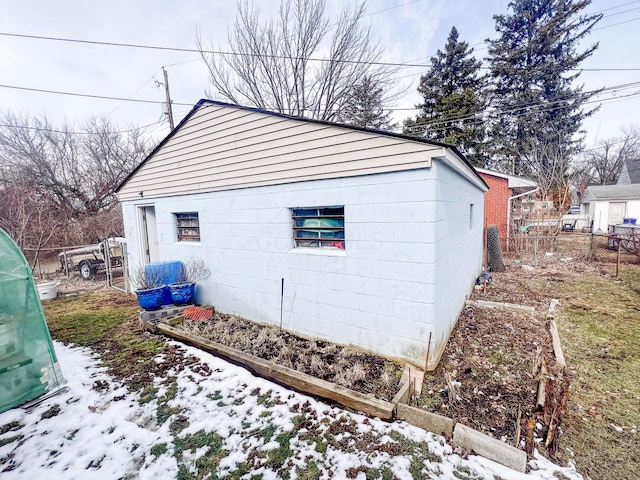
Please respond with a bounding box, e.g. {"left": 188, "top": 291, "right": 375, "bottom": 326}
{"left": 362, "top": 0, "right": 424, "bottom": 19}
{"left": 403, "top": 82, "right": 640, "bottom": 132}
{"left": 0, "top": 83, "right": 194, "bottom": 106}
{"left": 593, "top": 15, "right": 640, "bottom": 30}
{"left": 403, "top": 81, "right": 640, "bottom": 130}
{"left": 0, "top": 119, "right": 165, "bottom": 135}
{"left": 1, "top": 31, "right": 640, "bottom": 72}
{"left": 2, "top": 76, "right": 639, "bottom": 124}
{"left": 403, "top": 88, "right": 640, "bottom": 136}
{"left": 108, "top": 68, "right": 162, "bottom": 116}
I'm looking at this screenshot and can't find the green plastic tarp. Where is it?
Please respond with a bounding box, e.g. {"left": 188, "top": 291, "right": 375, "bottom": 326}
{"left": 0, "top": 228, "right": 64, "bottom": 413}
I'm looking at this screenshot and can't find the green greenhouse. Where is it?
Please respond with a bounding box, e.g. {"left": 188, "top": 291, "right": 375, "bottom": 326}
{"left": 0, "top": 228, "right": 64, "bottom": 413}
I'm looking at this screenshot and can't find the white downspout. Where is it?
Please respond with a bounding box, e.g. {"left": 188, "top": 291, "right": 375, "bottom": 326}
{"left": 506, "top": 188, "right": 539, "bottom": 251}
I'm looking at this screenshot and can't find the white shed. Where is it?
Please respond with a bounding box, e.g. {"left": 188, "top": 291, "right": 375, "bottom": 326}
{"left": 581, "top": 184, "right": 640, "bottom": 233}
{"left": 116, "top": 100, "right": 488, "bottom": 369}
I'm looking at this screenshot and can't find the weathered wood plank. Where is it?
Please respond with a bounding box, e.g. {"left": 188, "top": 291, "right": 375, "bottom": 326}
{"left": 465, "top": 299, "right": 535, "bottom": 313}
{"left": 549, "top": 320, "right": 566, "bottom": 367}
{"left": 396, "top": 403, "right": 454, "bottom": 438}
{"left": 454, "top": 423, "right": 527, "bottom": 473}
{"left": 157, "top": 323, "right": 395, "bottom": 420}
{"left": 536, "top": 359, "right": 547, "bottom": 410}
{"left": 391, "top": 380, "right": 411, "bottom": 406}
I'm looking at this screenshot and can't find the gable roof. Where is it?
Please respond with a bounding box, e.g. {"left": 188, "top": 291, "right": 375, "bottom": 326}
{"left": 617, "top": 158, "right": 640, "bottom": 184}
{"left": 582, "top": 184, "right": 640, "bottom": 203}
{"left": 116, "top": 100, "right": 487, "bottom": 200}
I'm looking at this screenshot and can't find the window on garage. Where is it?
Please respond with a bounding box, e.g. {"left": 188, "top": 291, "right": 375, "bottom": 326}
{"left": 175, "top": 212, "right": 200, "bottom": 242}
{"left": 292, "top": 206, "right": 344, "bottom": 249}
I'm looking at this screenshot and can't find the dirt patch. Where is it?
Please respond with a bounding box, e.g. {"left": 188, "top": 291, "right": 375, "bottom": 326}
{"left": 415, "top": 293, "right": 563, "bottom": 447}
{"left": 414, "top": 236, "right": 640, "bottom": 479}
{"left": 176, "top": 314, "right": 403, "bottom": 402}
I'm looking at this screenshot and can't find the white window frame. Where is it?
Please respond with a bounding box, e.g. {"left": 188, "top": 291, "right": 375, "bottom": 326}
{"left": 175, "top": 212, "right": 200, "bottom": 242}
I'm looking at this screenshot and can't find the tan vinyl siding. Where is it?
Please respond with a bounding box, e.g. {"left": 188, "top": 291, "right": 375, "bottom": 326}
{"left": 118, "top": 104, "right": 442, "bottom": 201}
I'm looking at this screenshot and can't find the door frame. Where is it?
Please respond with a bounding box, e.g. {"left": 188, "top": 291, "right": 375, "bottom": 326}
{"left": 137, "top": 205, "right": 159, "bottom": 264}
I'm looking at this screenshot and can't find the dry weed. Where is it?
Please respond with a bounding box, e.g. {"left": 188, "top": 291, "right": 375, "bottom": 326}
{"left": 309, "top": 354, "right": 325, "bottom": 376}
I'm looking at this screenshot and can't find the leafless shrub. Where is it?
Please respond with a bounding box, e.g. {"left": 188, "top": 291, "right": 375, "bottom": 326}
{"left": 233, "top": 330, "right": 253, "bottom": 351}
{"left": 218, "top": 329, "right": 233, "bottom": 345}
{"left": 323, "top": 343, "right": 339, "bottom": 357}
{"left": 0, "top": 113, "right": 149, "bottom": 248}
{"left": 176, "top": 257, "right": 211, "bottom": 283}
{"left": 130, "top": 264, "right": 166, "bottom": 290}
{"left": 226, "top": 316, "right": 240, "bottom": 331}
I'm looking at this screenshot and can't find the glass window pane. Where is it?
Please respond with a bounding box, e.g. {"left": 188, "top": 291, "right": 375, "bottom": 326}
{"left": 320, "top": 207, "right": 343, "bottom": 216}
{"left": 295, "top": 229, "right": 320, "bottom": 239}
{"left": 320, "top": 230, "right": 344, "bottom": 239}
{"left": 293, "top": 208, "right": 318, "bottom": 217}
{"left": 291, "top": 206, "right": 344, "bottom": 250}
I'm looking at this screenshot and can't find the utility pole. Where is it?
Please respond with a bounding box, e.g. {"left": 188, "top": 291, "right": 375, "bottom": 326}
{"left": 162, "top": 66, "right": 175, "bottom": 130}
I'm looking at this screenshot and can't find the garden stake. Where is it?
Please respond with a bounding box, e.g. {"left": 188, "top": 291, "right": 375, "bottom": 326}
{"left": 280, "top": 277, "right": 284, "bottom": 330}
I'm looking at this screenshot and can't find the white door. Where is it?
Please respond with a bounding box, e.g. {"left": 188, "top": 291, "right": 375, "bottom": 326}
{"left": 139, "top": 206, "right": 159, "bottom": 264}
{"left": 608, "top": 202, "right": 626, "bottom": 226}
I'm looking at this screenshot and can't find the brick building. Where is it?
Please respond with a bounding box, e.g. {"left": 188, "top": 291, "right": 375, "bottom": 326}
{"left": 476, "top": 168, "right": 537, "bottom": 249}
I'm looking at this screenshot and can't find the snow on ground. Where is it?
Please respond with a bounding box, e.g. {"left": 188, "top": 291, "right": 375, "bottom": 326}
{"left": 0, "top": 341, "right": 583, "bottom": 479}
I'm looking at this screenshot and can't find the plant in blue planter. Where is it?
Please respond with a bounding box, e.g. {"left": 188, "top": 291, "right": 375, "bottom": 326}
{"left": 135, "top": 286, "right": 164, "bottom": 310}
{"left": 168, "top": 258, "right": 210, "bottom": 305}
{"left": 132, "top": 265, "right": 165, "bottom": 310}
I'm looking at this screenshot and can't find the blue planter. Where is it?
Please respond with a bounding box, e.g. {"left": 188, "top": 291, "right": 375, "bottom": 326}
{"left": 135, "top": 287, "right": 164, "bottom": 310}
{"left": 168, "top": 282, "right": 195, "bottom": 305}
{"left": 145, "top": 261, "right": 183, "bottom": 305}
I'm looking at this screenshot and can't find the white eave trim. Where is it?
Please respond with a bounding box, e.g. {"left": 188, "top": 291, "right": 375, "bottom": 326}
{"left": 475, "top": 167, "right": 537, "bottom": 189}
{"left": 437, "top": 148, "right": 488, "bottom": 192}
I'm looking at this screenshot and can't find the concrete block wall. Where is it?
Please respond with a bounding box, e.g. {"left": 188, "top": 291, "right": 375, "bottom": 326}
{"left": 122, "top": 168, "right": 483, "bottom": 367}
{"left": 429, "top": 162, "right": 485, "bottom": 368}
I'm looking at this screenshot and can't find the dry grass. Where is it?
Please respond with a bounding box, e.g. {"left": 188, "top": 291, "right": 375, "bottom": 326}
{"left": 492, "top": 237, "right": 640, "bottom": 480}
{"left": 548, "top": 267, "right": 640, "bottom": 479}
{"left": 179, "top": 314, "right": 403, "bottom": 401}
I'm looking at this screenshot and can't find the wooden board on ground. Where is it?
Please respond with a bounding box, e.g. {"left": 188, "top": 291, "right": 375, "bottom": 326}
{"left": 157, "top": 323, "right": 395, "bottom": 420}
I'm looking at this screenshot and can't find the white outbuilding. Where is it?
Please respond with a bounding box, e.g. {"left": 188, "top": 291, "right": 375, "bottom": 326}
{"left": 116, "top": 100, "right": 488, "bottom": 369}
{"left": 581, "top": 184, "right": 640, "bottom": 233}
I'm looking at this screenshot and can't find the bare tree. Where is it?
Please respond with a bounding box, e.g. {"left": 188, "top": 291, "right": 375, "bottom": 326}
{"left": 0, "top": 181, "right": 63, "bottom": 268}
{"left": 582, "top": 126, "right": 640, "bottom": 185}
{"left": 520, "top": 135, "right": 572, "bottom": 215}
{"left": 0, "top": 113, "right": 149, "bottom": 216}
{"left": 197, "top": 0, "right": 398, "bottom": 121}
{"left": 0, "top": 112, "right": 150, "bottom": 250}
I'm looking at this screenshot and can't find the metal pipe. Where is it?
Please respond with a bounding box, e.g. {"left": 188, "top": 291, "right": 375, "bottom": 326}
{"left": 506, "top": 188, "right": 539, "bottom": 251}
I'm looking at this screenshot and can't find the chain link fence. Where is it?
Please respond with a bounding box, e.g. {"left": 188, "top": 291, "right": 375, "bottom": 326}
{"left": 496, "top": 232, "right": 640, "bottom": 268}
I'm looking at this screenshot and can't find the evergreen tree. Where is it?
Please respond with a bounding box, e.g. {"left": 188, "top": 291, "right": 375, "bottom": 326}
{"left": 487, "top": 0, "right": 602, "bottom": 175}
{"left": 337, "top": 76, "right": 397, "bottom": 131}
{"left": 404, "top": 26, "right": 486, "bottom": 166}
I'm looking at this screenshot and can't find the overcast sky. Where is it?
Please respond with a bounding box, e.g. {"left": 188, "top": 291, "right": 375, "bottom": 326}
{"left": 1, "top": 0, "right": 638, "bottom": 149}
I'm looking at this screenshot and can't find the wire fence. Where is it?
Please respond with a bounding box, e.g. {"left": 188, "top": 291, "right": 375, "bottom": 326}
{"left": 24, "top": 241, "right": 128, "bottom": 292}
{"left": 499, "top": 232, "right": 640, "bottom": 268}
